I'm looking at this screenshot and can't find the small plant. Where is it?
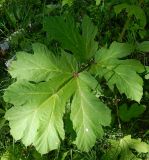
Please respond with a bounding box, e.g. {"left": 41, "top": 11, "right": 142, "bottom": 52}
{"left": 102, "top": 135, "right": 149, "bottom": 160}
{"left": 119, "top": 103, "right": 146, "bottom": 122}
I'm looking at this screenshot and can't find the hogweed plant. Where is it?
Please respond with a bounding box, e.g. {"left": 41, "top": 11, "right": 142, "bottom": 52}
{"left": 3, "top": 16, "right": 147, "bottom": 154}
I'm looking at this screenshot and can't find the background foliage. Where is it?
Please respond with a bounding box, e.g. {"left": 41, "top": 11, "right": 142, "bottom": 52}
{"left": 0, "top": 0, "right": 149, "bottom": 159}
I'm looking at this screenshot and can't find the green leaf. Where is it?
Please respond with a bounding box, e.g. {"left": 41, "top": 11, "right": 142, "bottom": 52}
{"left": 95, "top": 0, "right": 101, "bottom": 5}
{"left": 119, "top": 59, "right": 145, "bottom": 73}
{"left": 4, "top": 43, "right": 111, "bottom": 154}
{"left": 8, "top": 43, "right": 77, "bottom": 82}
{"left": 137, "top": 41, "right": 149, "bottom": 53}
{"left": 4, "top": 43, "right": 79, "bottom": 154}
{"left": 62, "top": 0, "right": 73, "bottom": 6}
{"left": 104, "top": 65, "right": 143, "bottom": 102}
{"left": 92, "top": 42, "right": 144, "bottom": 102}
{"left": 102, "top": 135, "right": 149, "bottom": 160}
{"left": 81, "top": 16, "right": 98, "bottom": 59}
{"left": 95, "top": 42, "right": 135, "bottom": 62}
{"left": 77, "top": 71, "right": 100, "bottom": 90}
{"left": 71, "top": 72, "right": 111, "bottom": 151}
{"left": 43, "top": 16, "right": 98, "bottom": 61}
{"left": 1, "top": 151, "right": 13, "bottom": 160}
{"left": 114, "top": 3, "right": 146, "bottom": 28}
{"left": 119, "top": 103, "right": 146, "bottom": 122}
{"left": 4, "top": 75, "right": 72, "bottom": 106}
{"left": 4, "top": 78, "right": 75, "bottom": 154}
{"left": 129, "top": 138, "right": 149, "bottom": 153}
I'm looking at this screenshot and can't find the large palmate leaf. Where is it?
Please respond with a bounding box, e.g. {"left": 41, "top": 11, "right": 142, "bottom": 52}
{"left": 4, "top": 43, "right": 111, "bottom": 154}
{"left": 8, "top": 43, "right": 78, "bottom": 82}
{"left": 4, "top": 77, "right": 75, "bottom": 154}
{"left": 43, "top": 16, "right": 98, "bottom": 61}
{"left": 92, "top": 42, "right": 144, "bottom": 102}
{"left": 4, "top": 43, "right": 77, "bottom": 154}
{"left": 102, "top": 135, "right": 149, "bottom": 160}
{"left": 71, "top": 72, "right": 111, "bottom": 151}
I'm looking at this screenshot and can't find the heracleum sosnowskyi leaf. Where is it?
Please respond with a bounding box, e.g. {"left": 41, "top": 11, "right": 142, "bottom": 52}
{"left": 4, "top": 43, "right": 78, "bottom": 154}
{"left": 4, "top": 43, "right": 111, "bottom": 154}
{"left": 8, "top": 43, "right": 78, "bottom": 82}
{"left": 43, "top": 15, "right": 98, "bottom": 62}
{"left": 71, "top": 72, "right": 111, "bottom": 151}
{"left": 4, "top": 78, "right": 76, "bottom": 154}
{"left": 91, "top": 41, "right": 144, "bottom": 102}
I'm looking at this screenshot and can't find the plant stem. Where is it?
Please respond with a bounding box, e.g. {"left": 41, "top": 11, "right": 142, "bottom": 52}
{"left": 114, "top": 96, "right": 121, "bottom": 129}
{"left": 118, "top": 17, "right": 131, "bottom": 42}
{"left": 116, "top": 104, "right": 121, "bottom": 129}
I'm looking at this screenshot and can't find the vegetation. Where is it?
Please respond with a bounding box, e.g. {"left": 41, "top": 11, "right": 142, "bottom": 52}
{"left": 0, "top": 0, "right": 149, "bottom": 159}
